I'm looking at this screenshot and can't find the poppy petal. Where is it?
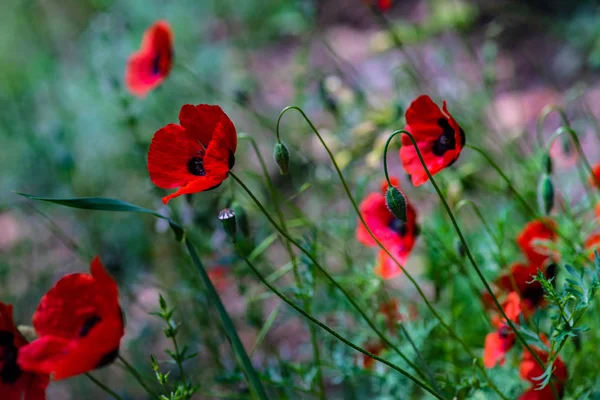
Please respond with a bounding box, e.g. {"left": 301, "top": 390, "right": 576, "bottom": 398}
{"left": 483, "top": 331, "right": 513, "bottom": 368}
{"left": 179, "top": 104, "right": 236, "bottom": 151}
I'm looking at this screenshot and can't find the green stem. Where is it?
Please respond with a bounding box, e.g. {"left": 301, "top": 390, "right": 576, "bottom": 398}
{"left": 117, "top": 355, "right": 158, "bottom": 398}
{"left": 233, "top": 243, "right": 445, "bottom": 400}
{"left": 171, "top": 334, "right": 187, "bottom": 380}
{"left": 184, "top": 237, "right": 269, "bottom": 400}
{"left": 536, "top": 104, "right": 570, "bottom": 148}
{"left": 239, "top": 134, "right": 326, "bottom": 399}
{"left": 397, "top": 131, "right": 555, "bottom": 397}
{"left": 275, "top": 107, "right": 504, "bottom": 399}
{"left": 86, "top": 373, "right": 123, "bottom": 400}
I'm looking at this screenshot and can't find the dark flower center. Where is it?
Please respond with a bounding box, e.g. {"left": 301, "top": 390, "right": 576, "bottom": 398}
{"left": 0, "top": 331, "right": 22, "bottom": 383}
{"left": 152, "top": 52, "right": 163, "bottom": 75}
{"left": 431, "top": 118, "right": 466, "bottom": 157}
{"left": 187, "top": 157, "right": 206, "bottom": 176}
{"left": 79, "top": 315, "right": 102, "bottom": 337}
{"left": 388, "top": 218, "right": 408, "bottom": 236}
{"left": 228, "top": 150, "right": 235, "bottom": 170}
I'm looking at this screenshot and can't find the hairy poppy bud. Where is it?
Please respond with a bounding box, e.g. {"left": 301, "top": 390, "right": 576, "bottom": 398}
{"left": 274, "top": 142, "right": 290, "bottom": 175}
{"left": 542, "top": 153, "right": 553, "bottom": 175}
{"left": 537, "top": 174, "right": 554, "bottom": 215}
{"left": 385, "top": 186, "right": 407, "bottom": 222}
{"left": 218, "top": 208, "right": 237, "bottom": 242}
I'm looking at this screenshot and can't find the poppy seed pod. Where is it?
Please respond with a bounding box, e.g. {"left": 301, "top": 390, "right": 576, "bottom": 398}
{"left": 385, "top": 186, "right": 407, "bottom": 222}
{"left": 218, "top": 208, "right": 237, "bottom": 242}
{"left": 537, "top": 174, "right": 554, "bottom": 216}
{"left": 274, "top": 142, "right": 290, "bottom": 175}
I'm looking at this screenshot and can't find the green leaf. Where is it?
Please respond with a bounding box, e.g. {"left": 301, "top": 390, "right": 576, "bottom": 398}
{"left": 16, "top": 193, "right": 185, "bottom": 241}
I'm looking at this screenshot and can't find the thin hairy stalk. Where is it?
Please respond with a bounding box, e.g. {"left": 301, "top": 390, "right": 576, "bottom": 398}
{"left": 233, "top": 242, "right": 445, "bottom": 400}
{"left": 275, "top": 107, "right": 506, "bottom": 399}
{"left": 230, "top": 171, "right": 429, "bottom": 385}
{"left": 239, "top": 134, "right": 326, "bottom": 399}
{"left": 86, "top": 373, "right": 123, "bottom": 400}
{"left": 118, "top": 355, "right": 158, "bottom": 398}
{"left": 184, "top": 237, "right": 269, "bottom": 400}
{"left": 399, "top": 132, "right": 557, "bottom": 397}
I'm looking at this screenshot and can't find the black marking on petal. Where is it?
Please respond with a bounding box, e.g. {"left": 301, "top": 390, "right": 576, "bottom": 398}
{"left": 388, "top": 218, "right": 408, "bottom": 237}
{"left": 498, "top": 326, "right": 511, "bottom": 339}
{"left": 522, "top": 284, "right": 544, "bottom": 307}
{"left": 0, "top": 331, "right": 22, "bottom": 383}
{"left": 152, "top": 52, "right": 162, "bottom": 75}
{"left": 228, "top": 150, "right": 235, "bottom": 170}
{"left": 79, "top": 315, "right": 102, "bottom": 337}
{"left": 187, "top": 157, "right": 206, "bottom": 176}
{"left": 95, "top": 348, "right": 120, "bottom": 369}
{"left": 431, "top": 118, "right": 458, "bottom": 157}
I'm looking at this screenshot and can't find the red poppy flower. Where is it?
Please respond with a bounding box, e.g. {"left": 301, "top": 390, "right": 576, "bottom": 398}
{"left": 356, "top": 341, "right": 385, "bottom": 370}
{"left": 596, "top": 202, "right": 600, "bottom": 223}
{"left": 484, "top": 292, "right": 521, "bottom": 368}
{"left": 519, "top": 339, "right": 567, "bottom": 400}
{"left": 18, "top": 257, "right": 124, "bottom": 380}
{"left": 497, "top": 263, "right": 554, "bottom": 315}
{"left": 125, "top": 20, "right": 173, "bottom": 98}
{"left": 379, "top": 299, "right": 417, "bottom": 331}
{"left": 0, "top": 302, "right": 49, "bottom": 400}
{"left": 517, "top": 219, "right": 557, "bottom": 266}
{"left": 208, "top": 266, "right": 232, "bottom": 291}
{"left": 148, "top": 104, "right": 237, "bottom": 204}
{"left": 591, "top": 163, "right": 600, "bottom": 188}
{"left": 585, "top": 233, "right": 600, "bottom": 260}
{"left": 399, "top": 95, "right": 465, "bottom": 186}
{"left": 364, "top": 0, "right": 393, "bottom": 11}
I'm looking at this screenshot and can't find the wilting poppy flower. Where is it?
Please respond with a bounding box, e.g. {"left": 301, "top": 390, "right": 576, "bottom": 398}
{"left": 125, "top": 20, "right": 173, "bottom": 98}
{"left": 399, "top": 95, "right": 465, "bottom": 186}
{"left": 356, "top": 178, "right": 418, "bottom": 277}
{"left": 148, "top": 104, "right": 237, "bottom": 204}
{"left": 18, "top": 257, "right": 124, "bottom": 380}
{"left": 585, "top": 233, "right": 600, "bottom": 260}
{"left": 356, "top": 341, "right": 385, "bottom": 370}
{"left": 483, "top": 292, "right": 521, "bottom": 368}
{"left": 0, "top": 302, "right": 49, "bottom": 400}
{"left": 517, "top": 219, "right": 557, "bottom": 266}
{"left": 519, "top": 339, "right": 567, "bottom": 400}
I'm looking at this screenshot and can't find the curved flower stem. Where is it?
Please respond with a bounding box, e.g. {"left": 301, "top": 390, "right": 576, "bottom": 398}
{"left": 229, "top": 171, "right": 429, "bottom": 385}
{"left": 545, "top": 126, "right": 600, "bottom": 196}
{"left": 118, "top": 355, "right": 158, "bottom": 398}
{"left": 467, "top": 144, "right": 590, "bottom": 267}
{"left": 86, "top": 373, "right": 123, "bottom": 400}
{"left": 238, "top": 134, "right": 326, "bottom": 399}
{"left": 232, "top": 242, "right": 446, "bottom": 400}
{"left": 536, "top": 104, "right": 570, "bottom": 148}
{"left": 399, "top": 132, "right": 555, "bottom": 395}
{"left": 184, "top": 237, "right": 269, "bottom": 400}
{"left": 275, "top": 108, "right": 504, "bottom": 398}
{"left": 454, "top": 199, "right": 501, "bottom": 248}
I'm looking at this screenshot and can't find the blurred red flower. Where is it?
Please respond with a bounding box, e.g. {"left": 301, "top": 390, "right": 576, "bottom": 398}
{"left": 519, "top": 339, "right": 567, "bottom": 400}
{"left": 357, "top": 178, "right": 418, "bottom": 279}
{"left": 0, "top": 303, "right": 48, "bottom": 400}
{"left": 400, "top": 95, "right": 465, "bottom": 186}
{"left": 364, "top": 0, "right": 393, "bottom": 11}
{"left": 591, "top": 163, "right": 600, "bottom": 188}
{"left": 379, "top": 299, "right": 417, "bottom": 331}
{"left": 18, "top": 257, "right": 124, "bottom": 380}
{"left": 517, "top": 219, "right": 557, "bottom": 266}
{"left": 148, "top": 104, "right": 237, "bottom": 204}
{"left": 585, "top": 233, "right": 600, "bottom": 260}
{"left": 125, "top": 20, "right": 173, "bottom": 98}
{"left": 496, "top": 262, "right": 555, "bottom": 315}
{"left": 356, "top": 341, "right": 385, "bottom": 369}
{"left": 483, "top": 292, "right": 521, "bottom": 368}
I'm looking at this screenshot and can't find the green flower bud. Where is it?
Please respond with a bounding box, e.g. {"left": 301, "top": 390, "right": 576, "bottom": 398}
{"left": 542, "top": 153, "right": 553, "bottom": 175}
{"left": 537, "top": 174, "right": 554, "bottom": 215}
{"left": 218, "top": 208, "right": 237, "bottom": 242}
{"left": 385, "top": 186, "right": 407, "bottom": 222}
{"left": 273, "top": 142, "right": 290, "bottom": 175}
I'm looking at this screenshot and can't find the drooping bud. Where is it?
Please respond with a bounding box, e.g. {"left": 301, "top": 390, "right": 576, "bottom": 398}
{"left": 274, "top": 142, "right": 290, "bottom": 175}
{"left": 542, "top": 153, "right": 553, "bottom": 175}
{"left": 385, "top": 186, "right": 407, "bottom": 222}
{"left": 537, "top": 174, "right": 554, "bottom": 215}
{"left": 218, "top": 208, "right": 237, "bottom": 242}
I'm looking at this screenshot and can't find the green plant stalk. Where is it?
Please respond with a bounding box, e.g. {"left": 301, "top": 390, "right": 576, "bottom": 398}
{"left": 86, "top": 373, "right": 123, "bottom": 400}
{"left": 233, "top": 242, "right": 445, "bottom": 400}
{"left": 535, "top": 104, "right": 571, "bottom": 148}
{"left": 171, "top": 334, "right": 187, "bottom": 381}
{"left": 117, "top": 355, "right": 158, "bottom": 398}
{"left": 397, "top": 131, "right": 558, "bottom": 398}
{"left": 239, "top": 134, "right": 326, "bottom": 399}
{"left": 184, "top": 237, "right": 269, "bottom": 400}
{"left": 275, "top": 107, "right": 505, "bottom": 399}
